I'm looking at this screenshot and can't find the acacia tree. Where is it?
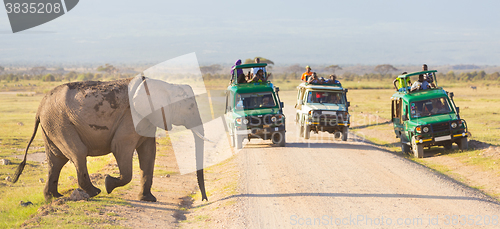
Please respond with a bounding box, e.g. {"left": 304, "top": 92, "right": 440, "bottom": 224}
{"left": 200, "top": 64, "right": 222, "bottom": 74}
{"left": 244, "top": 57, "right": 275, "bottom": 65}
{"left": 97, "top": 63, "right": 118, "bottom": 75}
{"left": 324, "top": 65, "right": 342, "bottom": 74}
{"left": 374, "top": 64, "right": 398, "bottom": 75}
{"left": 30, "top": 66, "right": 47, "bottom": 76}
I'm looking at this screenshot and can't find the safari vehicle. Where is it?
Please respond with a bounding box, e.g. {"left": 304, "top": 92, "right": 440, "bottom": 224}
{"left": 225, "top": 63, "right": 285, "bottom": 149}
{"left": 391, "top": 70, "right": 468, "bottom": 158}
{"left": 295, "top": 82, "right": 350, "bottom": 140}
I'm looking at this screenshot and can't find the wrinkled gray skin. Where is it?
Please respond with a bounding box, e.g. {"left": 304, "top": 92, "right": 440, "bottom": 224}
{"left": 13, "top": 78, "right": 207, "bottom": 202}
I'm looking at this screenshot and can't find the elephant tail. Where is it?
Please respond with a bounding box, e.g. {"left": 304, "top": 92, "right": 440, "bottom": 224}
{"left": 12, "top": 116, "right": 40, "bottom": 183}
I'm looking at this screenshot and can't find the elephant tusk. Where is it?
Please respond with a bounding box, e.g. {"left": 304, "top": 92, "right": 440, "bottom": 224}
{"left": 192, "top": 130, "right": 215, "bottom": 143}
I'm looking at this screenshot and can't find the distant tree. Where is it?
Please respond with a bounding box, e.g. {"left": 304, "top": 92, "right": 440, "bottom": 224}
{"left": 64, "top": 71, "right": 78, "bottom": 81}
{"left": 30, "top": 66, "right": 47, "bottom": 76}
{"left": 446, "top": 71, "right": 456, "bottom": 80}
{"left": 286, "top": 64, "right": 303, "bottom": 73}
{"left": 487, "top": 72, "right": 500, "bottom": 81}
{"left": 79, "top": 73, "right": 94, "bottom": 81}
{"left": 244, "top": 57, "right": 275, "bottom": 65}
{"left": 200, "top": 64, "right": 223, "bottom": 74}
{"left": 41, "top": 74, "right": 55, "bottom": 82}
{"left": 474, "top": 70, "right": 486, "bottom": 81}
{"left": 324, "top": 65, "right": 342, "bottom": 74}
{"left": 97, "top": 64, "right": 118, "bottom": 75}
{"left": 374, "top": 64, "right": 398, "bottom": 75}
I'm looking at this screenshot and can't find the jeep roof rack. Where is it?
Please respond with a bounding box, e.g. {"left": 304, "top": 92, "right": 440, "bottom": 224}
{"left": 231, "top": 63, "right": 269, "bottom": 85}
{"left": 397, "top": 70, "right": 439, "bottom": 94}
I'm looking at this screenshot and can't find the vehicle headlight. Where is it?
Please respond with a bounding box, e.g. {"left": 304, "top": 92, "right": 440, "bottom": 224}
{"left": 416, "top": 126, "right": 422, "bottom": 133}
{"left": 423, "top": 126, "right": 429, "bottom": 133}
{"left": 243, "top": 118, "right": 249, "bottom": 125}
{"left": 236, "top": 117, "right": 242, "bottom": 125}
{"left": 451, "top": 122, "right": 457, "bottom": 128}
{"left": 271, "top": 116, "right": 277, "bottom": 122}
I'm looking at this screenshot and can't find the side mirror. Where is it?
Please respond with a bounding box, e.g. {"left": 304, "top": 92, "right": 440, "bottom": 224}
{"left": 227, "top": 106, "right": 232, "bottom": 112}
{"left": 456, "top": 107, "right": 460, "bottom": 114}
{"left": 275, "top": 87, "right": 280, "bottom": 92}
{"left": 300, "top": 100, "right": 304, "bottom": 105}
{"left": 450, "top": 92, "right": 454, "bottom": 98}
{"left": 344, "top": 89, "right": 349, "bottom": 93}
{"left": 347, "top": 101, "right": 351, "bottom": 107}
{"left": 402, "top": 115, "right": 408, "bottom": 121}
{"left": 280, "top": 102, "right": 284, "bottom": 108}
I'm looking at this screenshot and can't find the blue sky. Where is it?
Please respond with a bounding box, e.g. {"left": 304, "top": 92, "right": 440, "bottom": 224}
{"left": 1, "top": 0, "right": 499, "bottom": 65}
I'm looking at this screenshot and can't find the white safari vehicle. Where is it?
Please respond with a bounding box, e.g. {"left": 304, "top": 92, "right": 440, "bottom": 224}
{"left": 295, "top": 82, "right": 350, "bottom": 140}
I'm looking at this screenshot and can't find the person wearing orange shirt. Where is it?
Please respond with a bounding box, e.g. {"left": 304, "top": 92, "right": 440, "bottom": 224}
{"left": 301, "top": 66, "right": 313, "bottom": 82}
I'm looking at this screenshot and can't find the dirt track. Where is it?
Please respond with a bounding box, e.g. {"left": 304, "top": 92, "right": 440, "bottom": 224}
{"left": 229, "top": 101, "right": 500, "bottom": 228}
{"left": 19, "top": 92, "right": 500, "bottom": 228}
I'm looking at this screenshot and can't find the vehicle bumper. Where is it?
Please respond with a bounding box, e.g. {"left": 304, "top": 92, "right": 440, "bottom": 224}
{"left": 414, "top": 131, "right": 468, "bottom": 145}
{"left": 235, "top": 125, "right": 286, "bottom": 136}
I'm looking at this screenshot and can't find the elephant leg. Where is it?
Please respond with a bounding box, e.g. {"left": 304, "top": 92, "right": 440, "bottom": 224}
{"left": 44, "top": 148, "right": 68, "bottom": 201}
{"left": 72, "top": 155, "right": 101, "bottom": 197}
{"left": 136, "top": 137, "right": 157, "bottom": 202}
{"left": 105, "top": 146, "right": 134, "bottom": 194}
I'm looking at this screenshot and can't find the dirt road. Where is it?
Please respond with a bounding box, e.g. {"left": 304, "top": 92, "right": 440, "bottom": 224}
{"left": 232, "top": 101, "right": 500, "bottom": 228}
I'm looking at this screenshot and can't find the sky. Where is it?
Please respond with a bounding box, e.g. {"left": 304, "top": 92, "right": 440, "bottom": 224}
{"left": 1, "top": 0, "right": 500, "bottom": 66}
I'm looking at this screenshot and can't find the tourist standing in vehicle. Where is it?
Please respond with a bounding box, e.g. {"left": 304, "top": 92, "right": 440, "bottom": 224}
{"left": 248, "top": 69, "right": 266, "bottom": 83}
{"left": 393, "top": 72, "right": 411, "bottom": 92}
{"left": 422, "top": 64, "right": 436, "bottom": 88}
{"left": 410, "top": 74, "right": 430, "bottom": 91}
{"left": 301, "top": 66, "right": 313, "bottom": 82}
{"left": 251, "top": 58, "right": 266, "bottom": 75}
{"left": 231, "top": 59, "right": 246, "bottom": 84}
{"left": 307, "top": 72, "right": 320, "bottom": 84}
{"left": 325, "top": 74, "right": 340, "bottom": 84}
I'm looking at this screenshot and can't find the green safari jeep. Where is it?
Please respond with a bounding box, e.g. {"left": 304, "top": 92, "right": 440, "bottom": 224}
{"left": 295, "top": 82, "right": 350, "bottom": 140}
{"left": 391, "top": 70, "right": 468, "bottom": 158}
{"left": 224, "top": 63, "right": 285, "bottom": 149}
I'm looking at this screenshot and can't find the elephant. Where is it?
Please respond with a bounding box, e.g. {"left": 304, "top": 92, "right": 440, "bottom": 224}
{"left": 12, "top": 75, "right": 208, "bottom": 202}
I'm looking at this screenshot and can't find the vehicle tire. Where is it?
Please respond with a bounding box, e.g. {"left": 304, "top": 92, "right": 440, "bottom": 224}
{"left": 444, "top": 142, "right": 453, "bottom": 150}
{"left": 399, "top": 135, "right": 411, "bottom": 154}
{"left": 272, "top": 131, "right": 286, "bottom": 147}
{"left": 457, "top": 137, "right": 468, "bottom": 151}
{"left": 334, "top": 132, "right": 341, "bottom": 139}
{"left": 235, "top": 135, "right": 244, "bottom": 149}
{"left": 229, "top": 134, "right": 235, "bottom": 147}
{"left": 304, "top": 125, "right": 311, "bottom": 139}
{"left": 412, "top": 138, "right": 424, "bottom": 158}
{"left": 300, "top": 124, "right": 304, "bottom": 138}
{"left": 341, "top": 127, "right": 348, "bottom": 141}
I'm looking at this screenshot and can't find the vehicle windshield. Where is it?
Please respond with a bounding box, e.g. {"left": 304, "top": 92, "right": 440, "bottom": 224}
{"left": 235, "top": 92, "right": 276, "bottom": 110}
{"left": 306, "top": 91, "right": 345, "bottom": 104}
{"left": 410, "top": 97, "right": 452, "bottom": 118}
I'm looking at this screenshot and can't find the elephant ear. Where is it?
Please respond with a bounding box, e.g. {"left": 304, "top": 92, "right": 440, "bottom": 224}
{"left": 131, "top": 77, "right": 173, "bottom": 132}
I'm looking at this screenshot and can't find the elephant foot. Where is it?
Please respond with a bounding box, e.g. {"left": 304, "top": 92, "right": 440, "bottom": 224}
{"left": 105, "top": 175, "right": 118, "bottom": 194}
{"left": 84, "top": 186, "right": 101, "bottom": 197}
{"left": 139, "top": 193, "right": 157, "bottom": 202}
{"left": 44, "top": 192, "right": 62, "bottom": 202}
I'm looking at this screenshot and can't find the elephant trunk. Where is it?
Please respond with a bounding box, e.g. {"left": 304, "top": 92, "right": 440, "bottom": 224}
{"left": 191, "top": 125, "right": 207, "bottom": 201}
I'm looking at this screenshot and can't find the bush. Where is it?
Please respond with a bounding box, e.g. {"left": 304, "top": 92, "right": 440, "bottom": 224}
{"left": 41, "top": 74, "right": 55, "bottom": 82}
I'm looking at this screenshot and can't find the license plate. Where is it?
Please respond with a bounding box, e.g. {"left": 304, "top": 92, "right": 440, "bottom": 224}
{"left": 323, "top": 111, "right": 336, "bottom": 115}
{"left": 435, "top": 135, "right": 451, "bottom": 142}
